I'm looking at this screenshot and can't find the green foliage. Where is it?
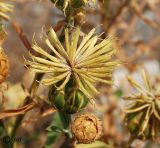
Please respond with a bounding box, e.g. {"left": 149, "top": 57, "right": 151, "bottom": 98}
{"left": 44, "top": 112, "right": 70, "bottom": 148}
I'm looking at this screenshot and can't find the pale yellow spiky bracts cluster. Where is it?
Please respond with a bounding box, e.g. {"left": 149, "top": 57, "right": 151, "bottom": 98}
{"left": 26, "top": 28, "right": 118, "bottom": 100}
{"left": 124, "top": 70, "right": 160, "bottom": 141}
{"left": 0, "top": 0, "right": 14, "bottom": 20}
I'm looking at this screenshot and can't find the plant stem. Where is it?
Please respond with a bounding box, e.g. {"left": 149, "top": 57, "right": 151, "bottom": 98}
{"left": 60, "top": 114, "right": 72, "bottom": 148}
{"left": 10, "top": 74, "right": 43, "bottom": 147}
{"left": 0, "top": 120, "right": 12, "bottom": 148}
{"left": 127, "top": 135, "right": 135, "bottom": 148}
{"left": 29, "top": 73, "right": 44, "bottom": 97}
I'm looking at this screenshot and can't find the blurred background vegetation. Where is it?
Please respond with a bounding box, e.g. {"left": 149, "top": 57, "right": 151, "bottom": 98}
{"left": 0, "top": 0, "right": 160, "bottom": 147}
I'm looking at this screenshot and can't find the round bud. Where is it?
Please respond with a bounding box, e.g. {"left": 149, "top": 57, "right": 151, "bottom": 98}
{"left": 48, "top": 86, "right": 89, "bottom": 114}
{"left": 71, "top": 114, "right": 102, "bottom": 144}
{"left": 52, "top": 92, "right": 65, "bottom": 110}
{"left": 64, "top": 90, "right": 89, "bottom": 114}
{"left": 48, "top": 86, "right": 65, "bottom": 110}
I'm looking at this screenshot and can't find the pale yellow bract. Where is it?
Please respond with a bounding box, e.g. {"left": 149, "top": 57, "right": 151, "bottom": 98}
{"left": 124, "top": 70, "right": 160, "bottom": 136}
{"left": 0, "top": 0, "right": 14, "bottom": 20}
{"left": 26, "top": 28, "right": 118, "bottom": 99}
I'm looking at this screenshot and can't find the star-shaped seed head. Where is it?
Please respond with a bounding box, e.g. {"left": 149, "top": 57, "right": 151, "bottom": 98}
{"left": 26, "top": 27, "right": 118, "bottom": 101}
{"left": 124, "top": 70, "right": 160, "bottom": 141}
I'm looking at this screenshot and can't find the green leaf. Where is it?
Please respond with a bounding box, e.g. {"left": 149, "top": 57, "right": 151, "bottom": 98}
{"left": 47, "top": 125, "right": 63, "bottom": 133}
{"left": 44, "top": 112, "right": 70, "bottom": 148}
{"left": 44, "top": 132, "right": 60, "bottom": 148}
{"left": 75, "top": 141, "right": 113, "bottom": 148}
{"left": 47, "top": 125, "right": 69, "bottom": 133}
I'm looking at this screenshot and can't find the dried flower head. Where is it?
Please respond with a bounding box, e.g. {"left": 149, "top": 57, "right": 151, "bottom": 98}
{"left": 26, "top": 27, "right": 118, "bottom": 100}
{"left": 71, "top": 114, "right": 102, "bottom": 144}
{"left": 0, "top": 0, "right": 14, "bottom": 20}
{"left": 0, "top": 50, "right": 9, "bottom": 83}
{"left": 124, "top": 70, "right": 160, "bottom": 141}
{"left": 0, "top": 26, "right": 9, "bottom": 83}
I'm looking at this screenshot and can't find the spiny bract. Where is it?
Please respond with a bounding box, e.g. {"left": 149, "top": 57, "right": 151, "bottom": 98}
{"left": 0, "top": 0, "right": 14, "bottom": 20}
{"left": 26, "top": 27, "right": 118, "bottom": 99}
{"left": 124, "top": 70, "right": 160, "bottom": 141}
